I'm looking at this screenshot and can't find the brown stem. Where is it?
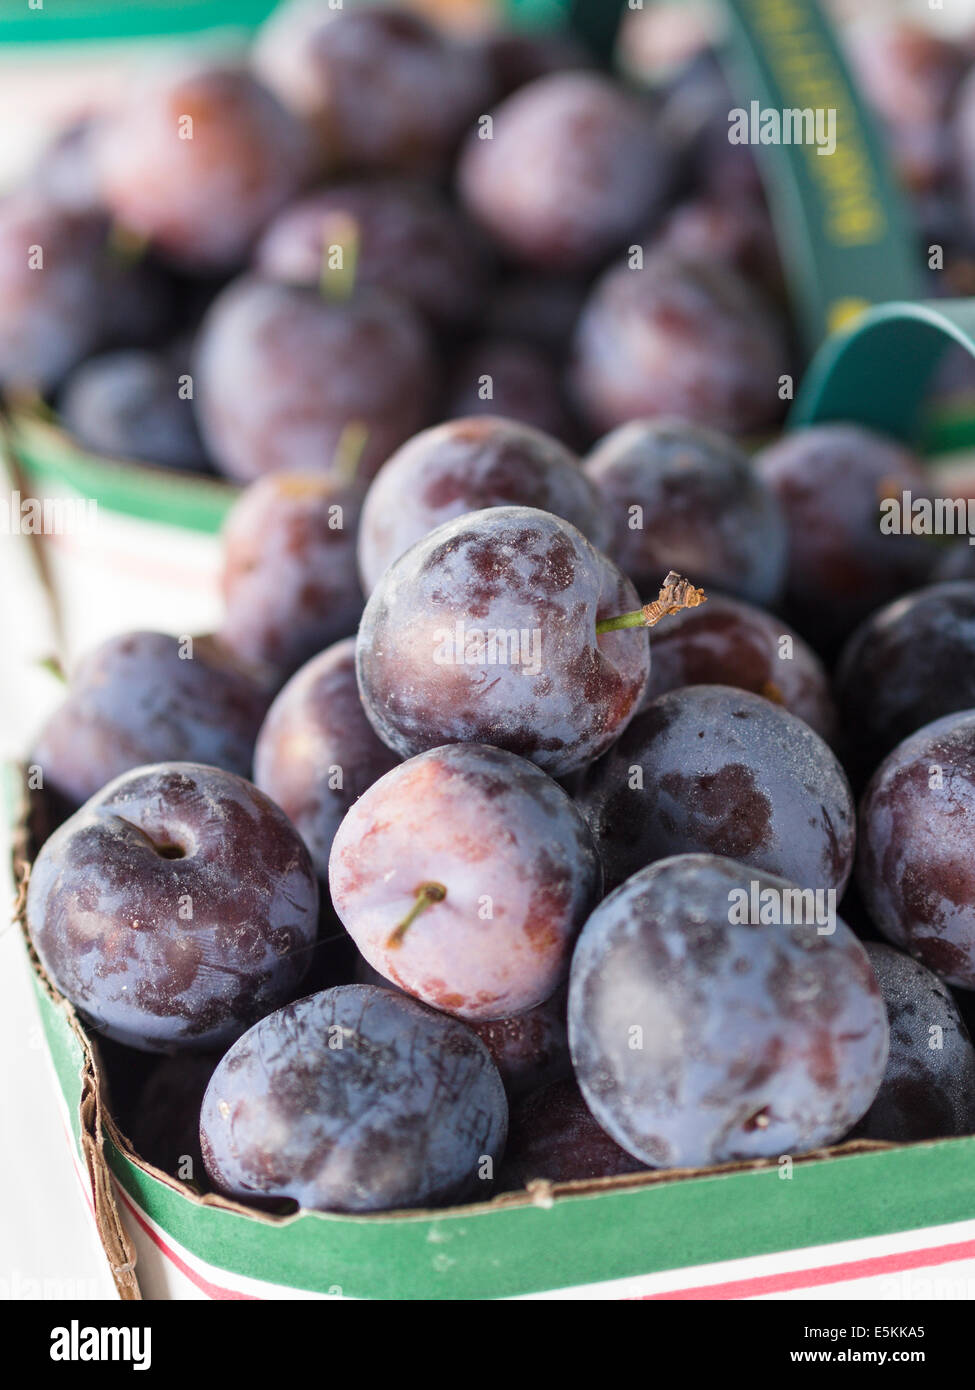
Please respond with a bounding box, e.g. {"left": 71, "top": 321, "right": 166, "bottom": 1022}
{"left": 596, "top": 571, "right": 707, "bottom": 634}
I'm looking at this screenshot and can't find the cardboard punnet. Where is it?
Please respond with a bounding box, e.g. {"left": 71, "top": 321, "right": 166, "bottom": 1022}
{"left": 11, "top": 761, "right": 975, "bottom": 1303}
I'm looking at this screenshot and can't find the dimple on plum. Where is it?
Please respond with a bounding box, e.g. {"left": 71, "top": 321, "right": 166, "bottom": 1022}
{"left": 26, "top": 762, "right": 319, "bottom": 1052}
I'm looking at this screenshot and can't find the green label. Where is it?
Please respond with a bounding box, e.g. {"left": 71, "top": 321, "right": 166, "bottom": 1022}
{"left": 721, "top": 0, "right": 922, "bottom": 350}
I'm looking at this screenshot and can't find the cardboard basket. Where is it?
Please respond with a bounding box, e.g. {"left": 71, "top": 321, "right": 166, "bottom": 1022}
{"left": 13, "top": 764, "right": 975, "bottom": 1302}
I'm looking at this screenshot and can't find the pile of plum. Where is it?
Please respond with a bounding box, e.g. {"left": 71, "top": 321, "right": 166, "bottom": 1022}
{"left": 15, "top": 3, "right": 975, "bottom": 1214}
{"left": 22, "top": 402, "right": 975, "bottom": 1210}
{"left": 8, "top": 2, "right": 975, "bottom": 473}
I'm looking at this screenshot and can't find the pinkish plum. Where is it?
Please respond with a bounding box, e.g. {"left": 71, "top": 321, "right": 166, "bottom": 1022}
{"left": 329, "top": 743, "right": 601, "bottom": 1020}
{"left": 93, "top": 64, "right": 309, "bottom": 272}
{"left": 457, "top": 72, "right": 673, "bottom": 272}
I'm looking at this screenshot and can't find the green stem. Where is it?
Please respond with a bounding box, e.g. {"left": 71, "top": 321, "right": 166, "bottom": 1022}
{"left": 596, "top": 610, "right": 653, "bottom": 633}
{"left": 319, "top": 213, "right": 360, "bottom": 301}
{"left": 332, "top": 420, "right": 369, "bottom": 487}
{"left": 387, "top": 882, "right": 447, "bottom": 949}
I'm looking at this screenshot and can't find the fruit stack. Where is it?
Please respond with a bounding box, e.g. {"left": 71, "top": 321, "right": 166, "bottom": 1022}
{"left": 10, "top": 0, "right": 975, "bottom": 1289}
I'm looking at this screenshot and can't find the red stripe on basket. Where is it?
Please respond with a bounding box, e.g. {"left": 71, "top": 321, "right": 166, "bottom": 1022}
{"left": 114, "top": 1186, "right": 259, "bottom": 1301}
{"left": 647, "top": 1236, "right": 975, "bottom": 1299}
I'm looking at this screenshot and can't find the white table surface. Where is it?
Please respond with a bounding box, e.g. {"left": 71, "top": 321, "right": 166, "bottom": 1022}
{"left": 0, "top": 453, "right": 119, "bottom": 1299}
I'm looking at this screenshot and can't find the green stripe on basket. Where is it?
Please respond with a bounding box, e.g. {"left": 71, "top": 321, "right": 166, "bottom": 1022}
{"left": 12, "top": 416, "right": 236, "bottom": 534}
{"left": 103, "top": 1098, "right": 975, "bottom": 1300}
{"left": 0, "top": 1, "right": 574, "bottom": 43}
{"left": 0, "top": 0, "right": 279, "bottom": 42}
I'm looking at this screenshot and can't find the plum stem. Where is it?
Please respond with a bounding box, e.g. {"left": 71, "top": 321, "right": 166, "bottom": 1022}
{"left": 319, "top": 213, "right": 360, "bottom": 301}
{"left": 37, "top": 653, "right": 67, "bottom": 684}
{"left": 387, "top": 882, "right": 447, "bottom": 949}
{"left": 332, "top": 420, "right": 369, "bottom": 486}
{"left": 596, "top": 570, "right": 707, "bottom": 634}
{"left": 107, "top": 220, "right": 150, "bottom": 264}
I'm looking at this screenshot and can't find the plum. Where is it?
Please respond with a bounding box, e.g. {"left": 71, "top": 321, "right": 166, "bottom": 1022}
{"left": 570, "top": 251, "right": 789, "bottom": 439}
{"left": 615, "top": 0, "right": 721, "bottom": 87}
{"left": 355, "top": 506, "right": 652, "bottom": 776}
{"left": 200, "top": 984, "right": 507, "bottom": 1212}
{"left": 851, "top": 944, "right": 975, "bottom": 1144}
{"left": 858, "top": 710, "right": 975, "bottom": 990}
{"left": 640, "top": 592, "right": 836, "bottom": 742}
{"left": 253, "top": 3, "right": 491, "bottom": 176}
{"left": 569, "top": 854, "right": 889, "bottom": 1168}
{"left": 31, "top": 631, "right": 269, "bottom": 807}
{"left": 26, "top": 762, "right": 319, "bottom": 1052}
{"left": 457, "top": 71, "right": 673, "bottom": 272}
{"left": 755, "top": 425, "right": 938, "bottom": 653}
{"left": 577, "top": 685, "right": 854, "bottom": 893}
{"left": 59, "top": 349, "right": 209, "bottom": 472}
{"left": 356, "top": 417, "right": 608, "bottom": 594}
{"left": 253, "top": 638, "right": 400, "bottom": 881}
{"left": 444, "top": 339, "right": 578, "bottom": 447}
{"left": 652, "top": 194, "right": 783, "bottom": 299}
{"left": 582, "top": 419, "right": 787, "bottom": 605}
{"left": 836, "top": 582, "right": 975, "bottom": 785}
{"left": 846, "top": 16, "right": 965, "bottom": 195}
{"left": 219, "top": 472, "right": 364, "bottom": 680}
{"left": 329, "top": 743, "right": 601, "bottom": 1020}
{"left": 484, "top": 273, "right": 588, "bottom": 357}
{"left": 353, "top": 952, "right": 570, "bottom": 1099}
{"left": 0, "top": 195, "right": 112, "bottom": 390}
{"left": 500, "top": 1077, "right": 643, "bottom": 1189}
{"left": 193, "top": 274, "right": 435, "bottom": 485}
{"left": 467, "top": 990, "right": 571, "bottom": 1101}
{"left": 480, "top": 26, "right": 591, "bottom": 99}
{"left": 93, "top": 64, "right": 309, "bottom": 273}
{"left": 254, "top": 180, "right": 489, "bottom": 332}
{"left": 28, "top": 117, "right": 104, "bottom": 215}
